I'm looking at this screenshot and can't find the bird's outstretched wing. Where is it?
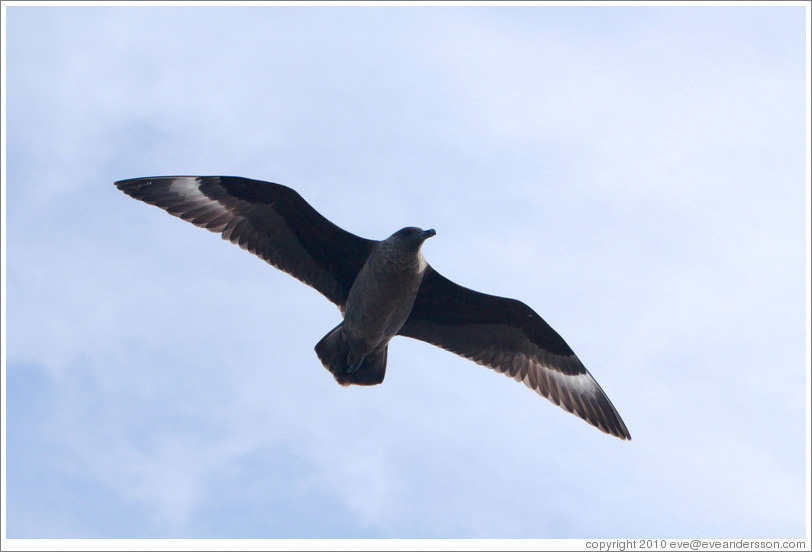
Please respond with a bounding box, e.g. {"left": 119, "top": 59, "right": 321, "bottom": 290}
{"left": 115, "top": 176, "right": 374, "bottom": 309}
{"left": 398, "top": 266, "right": 631, "bottom": 440}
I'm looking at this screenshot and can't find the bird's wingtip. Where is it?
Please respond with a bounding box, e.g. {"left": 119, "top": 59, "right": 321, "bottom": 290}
{"left": 114, "top": 177, "right": 148, "bottom": 191}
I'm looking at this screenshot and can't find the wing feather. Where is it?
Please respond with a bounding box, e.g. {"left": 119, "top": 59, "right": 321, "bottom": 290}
{"left": 115, "top": 176, "right": 374, "bottom": 308}
{"left": 399, "top": 266, "right": 630, "bottom": 439}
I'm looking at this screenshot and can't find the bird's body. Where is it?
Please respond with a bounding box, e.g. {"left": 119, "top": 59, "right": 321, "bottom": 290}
{"left": 318, "top": 227, "right": 434, "bottom": 386}
{"left": 116, "top": 175, "right": 631, "bottom": 440}
{"left": 345, "top": 229, "right": 431, "bottom": 352}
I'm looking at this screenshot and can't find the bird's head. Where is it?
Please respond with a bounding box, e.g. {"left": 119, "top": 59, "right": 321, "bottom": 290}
{"left": 387, "top": 226, "right": 436, "bottom": 251}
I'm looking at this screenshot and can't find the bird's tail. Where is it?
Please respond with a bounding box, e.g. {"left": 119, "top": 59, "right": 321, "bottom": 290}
{"left": 314, "top": 323, "right": 387, "bottom": 386}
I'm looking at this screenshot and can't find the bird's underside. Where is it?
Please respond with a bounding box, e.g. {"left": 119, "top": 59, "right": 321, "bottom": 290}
{"left": 115, "top": 175, "right": 631, "bottom": 440}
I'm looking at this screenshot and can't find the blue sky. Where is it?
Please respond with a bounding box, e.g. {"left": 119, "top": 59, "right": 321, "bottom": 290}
{"left": 3, "top": 3, "right": 809, "bottom": 542}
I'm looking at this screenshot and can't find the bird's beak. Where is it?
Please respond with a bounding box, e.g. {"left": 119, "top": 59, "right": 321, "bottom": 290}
{"left": 422, "top": 229, "right": 436, "bottom": 240}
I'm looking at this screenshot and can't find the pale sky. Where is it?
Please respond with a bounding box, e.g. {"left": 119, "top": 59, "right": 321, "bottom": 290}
{"left": 3, "top": 3, "right": 809, "bottom": 541}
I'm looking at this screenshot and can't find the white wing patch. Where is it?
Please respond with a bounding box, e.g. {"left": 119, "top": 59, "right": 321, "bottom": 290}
{"left": 490, "top": 351, "right": 628, "bottom": 438}
{"left": 157, "top": 177, "right": 236, "bottom": 232}
{"left": 167, "top": 176, "right": 203, "bottom": 196}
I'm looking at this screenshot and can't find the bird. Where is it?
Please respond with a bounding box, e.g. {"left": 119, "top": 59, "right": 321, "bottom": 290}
{"left": 115, "top": 175, "right": 631, "bottom": 440}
